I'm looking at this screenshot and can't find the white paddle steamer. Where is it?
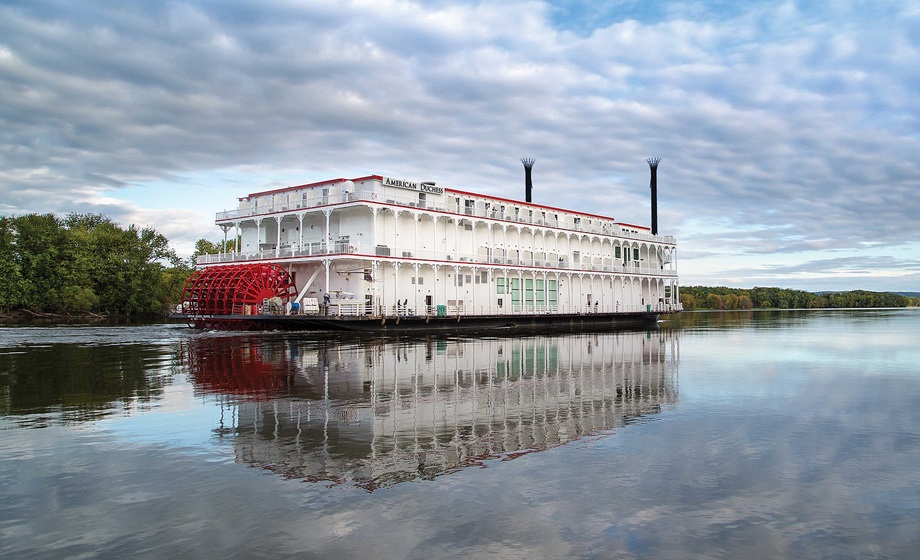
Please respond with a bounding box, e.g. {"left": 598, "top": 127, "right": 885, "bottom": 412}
{"left": 179, "top": 163, "right": 680, "bottom": 331}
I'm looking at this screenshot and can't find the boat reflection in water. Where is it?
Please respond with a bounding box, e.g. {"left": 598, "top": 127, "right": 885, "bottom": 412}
{"left": 181, "top": 331, "right": 680, "bottom": 490}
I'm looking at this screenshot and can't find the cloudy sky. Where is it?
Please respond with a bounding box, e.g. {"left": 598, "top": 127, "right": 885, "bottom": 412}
{"left": 2, "top": 0, "right": 919, "bottom": 291}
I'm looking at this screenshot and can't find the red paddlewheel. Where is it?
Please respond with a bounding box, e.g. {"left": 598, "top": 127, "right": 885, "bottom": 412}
{"left": 182, "top": 263, "right": 296, "bottom": 316}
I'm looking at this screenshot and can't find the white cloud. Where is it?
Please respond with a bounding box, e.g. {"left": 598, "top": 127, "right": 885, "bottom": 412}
{"left": 1, "top": 0, "right": 918, "bottom": 289}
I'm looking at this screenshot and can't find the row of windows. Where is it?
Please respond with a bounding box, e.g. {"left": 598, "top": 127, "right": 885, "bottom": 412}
{"left": 614, "top": 247, "right": 641, "bottom": 260}
{"left": 452, "top": 272, "right": 490, "bottom": 286}
{"left": 495, "top": 277, "right": 559, "bottom": 307}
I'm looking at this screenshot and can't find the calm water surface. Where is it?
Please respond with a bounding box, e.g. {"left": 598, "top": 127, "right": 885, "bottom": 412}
{"left": 1, "top": 309, "right": 919, "bottom": 559}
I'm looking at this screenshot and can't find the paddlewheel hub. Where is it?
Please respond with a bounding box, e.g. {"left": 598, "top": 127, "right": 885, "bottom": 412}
{"left": 181, "top": 263, "right": 296, "bottom": 329}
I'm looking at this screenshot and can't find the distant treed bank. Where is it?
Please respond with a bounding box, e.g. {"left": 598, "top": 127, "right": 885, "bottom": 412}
{"left": 0, "top": 214, "right": 193, "bottom": 316}
{"left": 680, "top": 285, "right": 918, "bottom": 310}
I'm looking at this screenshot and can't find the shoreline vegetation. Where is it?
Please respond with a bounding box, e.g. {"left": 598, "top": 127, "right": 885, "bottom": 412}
{"left": 1, "top": 213, "right": 917, "bottom": 319}
{"left": 679, "top": 286, "right": 919, "bottom": 310}
{"left": 0, "top": 213, "right": 193, "bottom": 319}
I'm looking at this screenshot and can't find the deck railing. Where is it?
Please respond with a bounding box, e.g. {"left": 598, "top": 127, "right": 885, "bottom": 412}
{"left": 214, "top": 191, "right": 676, "bottom": 244}
{"left": 196, "top": 243, "right": 678, "bottom": 277}
{"left": 259, "top": 301, "right": 683, "bottom": 318}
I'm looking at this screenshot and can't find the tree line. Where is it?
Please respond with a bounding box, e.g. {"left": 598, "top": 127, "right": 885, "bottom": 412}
{"left": 0, "top": 214, "right": 193, "bottom": 316}
{"left": 680, "top": 285, "right": 919, "bottom": 311}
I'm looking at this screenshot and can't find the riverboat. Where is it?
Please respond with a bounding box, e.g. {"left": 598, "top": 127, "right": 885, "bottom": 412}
{"left": 176, "top": 161, "right": 681, "bottom": 331}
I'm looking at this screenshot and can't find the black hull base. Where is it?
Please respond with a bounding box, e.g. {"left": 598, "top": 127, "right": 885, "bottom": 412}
{"left": 172, "top": 312, "right": 662, "bottom": 333}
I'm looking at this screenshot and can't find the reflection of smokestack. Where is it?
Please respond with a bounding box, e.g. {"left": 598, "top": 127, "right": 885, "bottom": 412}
{"left": 521, "top": 158, "right": 535, "bottom": 203}
{"left": 647, "top": 157, "right": 660, "bottom": 235}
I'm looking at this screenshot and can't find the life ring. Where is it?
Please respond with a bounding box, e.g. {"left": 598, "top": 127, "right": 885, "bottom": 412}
{"left": 348, "top": 245, "right": 356, "bottom": 253}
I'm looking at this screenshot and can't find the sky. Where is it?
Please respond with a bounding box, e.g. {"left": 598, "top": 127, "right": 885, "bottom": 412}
{"left": 2, "top": 0, "right": 919, "bottom": 292}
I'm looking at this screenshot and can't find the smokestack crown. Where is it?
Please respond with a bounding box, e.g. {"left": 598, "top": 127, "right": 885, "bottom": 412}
{"left": 521, "top": 158, "right": 535, "bottom": 203}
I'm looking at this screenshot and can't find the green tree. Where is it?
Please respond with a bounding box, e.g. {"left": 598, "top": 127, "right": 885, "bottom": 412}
{"left": 0, "top": 217, "right": 24, "bottom": 312}
{"left": 190, "top": 238, "right": 224, "bottom": 267}
{"left": 14, "top": 213, "right": 67, "bottom": 311}
{"left": 8, "top": 213, "right": 189, "bottom": 316}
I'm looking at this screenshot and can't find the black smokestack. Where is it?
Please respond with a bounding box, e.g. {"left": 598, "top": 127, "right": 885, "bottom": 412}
{"left": 647, "top": 157, "right": 660, "bottom": 235}
{"left": 521, "top": 158, "right": 535, "bottom": 203}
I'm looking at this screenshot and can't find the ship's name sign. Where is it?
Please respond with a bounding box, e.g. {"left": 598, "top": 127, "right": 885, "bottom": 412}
{"left": 382, "top": 176, "right": 444, "bottom": 195}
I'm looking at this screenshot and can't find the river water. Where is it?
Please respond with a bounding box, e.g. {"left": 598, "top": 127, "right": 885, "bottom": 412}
{"left": 1, "top": 309, "right": 918, "bottom": 559}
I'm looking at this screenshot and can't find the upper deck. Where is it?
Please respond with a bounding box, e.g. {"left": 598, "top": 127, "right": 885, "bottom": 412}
{"left": 213, "top": 175, "right": 676, "bottom": 245}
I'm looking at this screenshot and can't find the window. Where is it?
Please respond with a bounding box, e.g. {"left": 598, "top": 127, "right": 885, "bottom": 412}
{"left": 633, "top": 248, "right": 639, "bottom": 261}
{"left": 497, "top": 277, "right": 506, "bottom": 294}
{"left": 615, "top": 246, "right": 621, "bottom": 258}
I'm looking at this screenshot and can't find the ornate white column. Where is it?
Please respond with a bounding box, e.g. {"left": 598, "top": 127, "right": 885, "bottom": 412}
{"left": 433, "top": 263, "right": 441, "bottom": 314}
{"left": 254, "top": 217, "right": 263, "bottom": 258}
{"left": 413, "top": 262, "right": 421, "bottom": 314}
{"left": 323, "top": 209, "right": 332, "bottom": 253}
{"left": 471, "top": 266, "right": 479, "bottom": 314}
{"left": 372, "top": 260, "right": 380, "bottom": 315}
{"left": 275, "top": 215, "right": 282, "bottom": 257}
{"left": 220, "top": 224, "right": 232, "bottom": 255}
{"left": 298, "top": 212, "right": 306, "bottom": 253}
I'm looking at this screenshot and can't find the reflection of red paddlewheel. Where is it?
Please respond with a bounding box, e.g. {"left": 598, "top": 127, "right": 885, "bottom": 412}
{"left": 182, "top": 337, "right": 295, "bottom": 396}
{"left": 182, "top": 263, "right": 296, "bottom": 328}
